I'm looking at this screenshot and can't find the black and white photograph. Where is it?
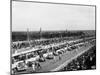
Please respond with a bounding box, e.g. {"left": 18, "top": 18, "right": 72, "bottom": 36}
{"left": 11, "top": 0, "right": 96, "bottom": 75}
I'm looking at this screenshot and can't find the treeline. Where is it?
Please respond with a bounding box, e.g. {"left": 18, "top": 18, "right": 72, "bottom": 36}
{"left": 12, "top": 31, "right": 95, "bottom": 42}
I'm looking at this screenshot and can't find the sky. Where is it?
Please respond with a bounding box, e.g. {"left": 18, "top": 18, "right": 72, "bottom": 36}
{"left": 12, "top": 1, "right": 95, "bottom": 31}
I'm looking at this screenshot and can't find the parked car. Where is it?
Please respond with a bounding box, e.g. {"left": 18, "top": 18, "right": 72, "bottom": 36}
{"left": 46, "top": 54, "right": 54, "bottom": 59}
{"left": 67, "top": 47, "right": 72, "bottom": 51}
{"left": 16, "top": 61, "right": 27, "bottom": 72}
{"left": 38, "top": 57, "right": 45, "bottom": 62}
{"left": 53, "top": 52, "right": 59, "bottom": 56}
{"left": 56, "top": 50, "right": 63, "bottom": 54}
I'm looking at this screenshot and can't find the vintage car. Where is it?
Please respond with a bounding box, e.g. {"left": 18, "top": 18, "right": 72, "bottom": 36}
{"left": 12, "top": 61, "right": 27, "bottom": 74}
{"left": 38, "top": 57, "right": 45, "bottom": 62}
{"left": 25, "top": 56, "right": 40, "bottom": 63}
{"left": 67, "top": 47, "right": 72, "bottom": 51}
{"left": 46, "top": 54, "right": 54, "bottom": 59}
{"left": 53, "top": 51, "right": 59, "bottom": 56}
{"left": 16, "top": 61, "right": 27, "bottom": 72}
{"left": 56, "top": 49, "right": 63, "bottom": 54}
{"left": 43, "top": 52, "right": 53, "bottom": 58}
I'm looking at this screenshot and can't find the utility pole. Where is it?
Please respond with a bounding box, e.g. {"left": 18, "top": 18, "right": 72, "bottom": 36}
{"left": 27, "top": 28, "right": 29, "bottom": 42}
{"left": 27, "top": 28, "right": 31, "bottom": 47}
{"left": 39, "top": 27, "right": 42, "bottom": 40}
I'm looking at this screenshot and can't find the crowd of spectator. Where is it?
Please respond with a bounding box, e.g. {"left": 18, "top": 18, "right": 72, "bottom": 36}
{"left": 11, "top": 37, "right": 75, "bottom": 54}
{"left": 60, "top": 45, "right": 96, "bottom": 71}
{"left": 12, "top": 36, "right": 92, "bottom": 51}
